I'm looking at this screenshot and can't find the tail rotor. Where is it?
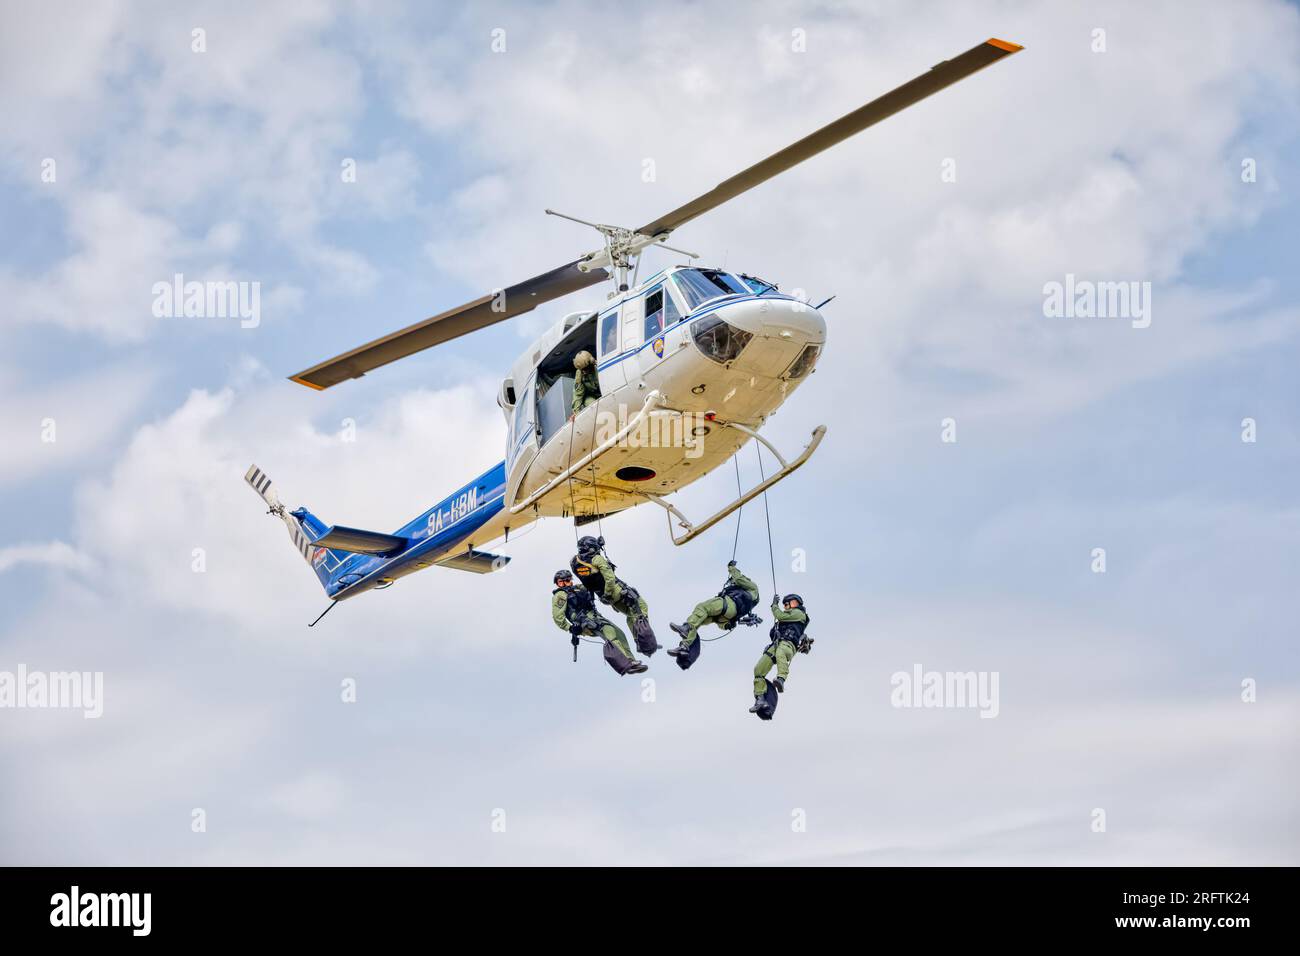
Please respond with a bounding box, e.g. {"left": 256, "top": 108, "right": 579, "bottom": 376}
{"left": 244, "top": 464, "right": 316, "bottom": 564}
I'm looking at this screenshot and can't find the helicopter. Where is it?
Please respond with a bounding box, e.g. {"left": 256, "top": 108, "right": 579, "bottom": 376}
{"left": 246, "top": 38, "right": 1022, "bottom": 612}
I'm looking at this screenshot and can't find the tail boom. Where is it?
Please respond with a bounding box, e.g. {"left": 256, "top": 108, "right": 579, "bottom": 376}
{"left": 245, "top": 461, "right": 513, "bottom": 602}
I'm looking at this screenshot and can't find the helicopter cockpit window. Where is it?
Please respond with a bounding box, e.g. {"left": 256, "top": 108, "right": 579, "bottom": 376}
{"left": 784, "top": 343, "right": 821, "bottom": 380}
{"left": 599, "top": 311, "right": 619, "bottom": 357}
{"left": 691, "top": 314, "right": 753, "bottom": 364}
{"left": 739, "top": 274, "right": 776, "bottom": 294}
{"left": 671, "top": 268, "right": 748, "bottom": 312}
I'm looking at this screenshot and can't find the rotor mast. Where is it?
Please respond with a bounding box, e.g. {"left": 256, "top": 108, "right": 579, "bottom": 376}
{"left": 544, "top": 209, "right": 699, "bottom": 296}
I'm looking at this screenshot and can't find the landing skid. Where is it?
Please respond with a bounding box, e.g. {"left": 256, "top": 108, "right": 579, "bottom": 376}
{"left": 640, "top": 422, "right": 827, "bottom": 546}
{"left": 507, "top": 385, "right": 824, "bottom": 545}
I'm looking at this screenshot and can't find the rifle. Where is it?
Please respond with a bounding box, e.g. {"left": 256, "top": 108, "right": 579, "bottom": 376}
{"left": 570, "top": 611, "right": 605, "bottom": 662}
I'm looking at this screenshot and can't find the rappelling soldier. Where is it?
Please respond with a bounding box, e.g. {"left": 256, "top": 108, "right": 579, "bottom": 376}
{"left": 667, "top": 560, "right": 761, "bottom": 656}
{"left": 750, "top": 593, "right": 812, "bottom": 715}
{"left": 570, "top": 536, "right": 660, "bottom": 655}
{"left": 551, "top": 568, "right": 647, "bottom": 675}
{"left": 571, "top": 350, "right": 601, "bottom": 415}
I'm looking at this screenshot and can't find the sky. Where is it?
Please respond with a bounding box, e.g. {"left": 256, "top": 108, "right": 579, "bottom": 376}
{"left": 1, "top": 0, "right": 1297, "bottom": 865}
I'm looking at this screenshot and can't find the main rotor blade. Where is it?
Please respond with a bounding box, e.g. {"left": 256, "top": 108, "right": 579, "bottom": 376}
{"left": 290, "top": 259, "right": 609, "bottom": 390}
{"left": 636, "top": 38, "right": 1023, "bottom": 238}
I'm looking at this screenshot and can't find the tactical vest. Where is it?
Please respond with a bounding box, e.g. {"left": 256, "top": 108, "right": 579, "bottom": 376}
{"left": 556, "top": 585, "right": 597, "bottom": 623}
{"left": 570, "top": 556, "right": 604, "bottom": 595}
{"left": 720, "top": 582, "right": 758, "bottom": 618}
{"left": 772, "top": 611, "right": 810, "bottom": 646}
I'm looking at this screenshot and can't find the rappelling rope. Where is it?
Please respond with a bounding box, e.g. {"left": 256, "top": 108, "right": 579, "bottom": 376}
{"left": 730, "top": 452, "right": 744, "bottom": 562}
{"left": 589, "top": 398, "right": 605, "bottom": 542}
{"left": 703, "top": 443, "right": 778, "bottom": 643}
{"left": 756, "top": 441, "right": 778, "bottom": 598}
{"left": 564, "top": 412, "right": 580, "bottom": 544}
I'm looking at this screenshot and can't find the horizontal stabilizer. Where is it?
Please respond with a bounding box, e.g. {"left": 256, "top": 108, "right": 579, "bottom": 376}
{"left": 435, "top": 549, "right": 510, "bottom": 574}
{"left": 313, "top": 525, "right": 408, "bottom": 557}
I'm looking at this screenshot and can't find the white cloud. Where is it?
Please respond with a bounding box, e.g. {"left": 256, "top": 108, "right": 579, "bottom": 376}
{"left": 0, "top": 359, "right": 158, "bottom": 485}
{"left": 0, "top": 1, "right": 383, "bottom": 340}
{"left": 382, "top": 0, "right": 1300, "bottom": 431}
{"left": 62, "top": 363, "right": 546, "bottom": 645}
{"left": 0, "top": 541, "right": 91, "bottom": 575}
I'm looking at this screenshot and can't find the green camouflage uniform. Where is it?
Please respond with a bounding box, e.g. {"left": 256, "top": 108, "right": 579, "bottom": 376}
{"left": 572, "top": 367, "right": 601, "bottom": 415}
{"left": 584, "top": 553, "right": 649, "bottom": 632}
{"left": 754, "top": 598, "right": 808, "bottom": 695}
{"left": 679, "top": 565, "right": 760, "bottom": 647}
{"left": 552, "top": 588, "right": 633, "bottom": 660}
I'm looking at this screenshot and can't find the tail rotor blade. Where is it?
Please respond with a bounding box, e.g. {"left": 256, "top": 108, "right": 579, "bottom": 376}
{"left": 244, "top": 464, "right": 284, "bottom": 513}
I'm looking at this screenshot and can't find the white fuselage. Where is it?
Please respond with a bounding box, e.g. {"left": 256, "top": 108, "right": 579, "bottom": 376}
{"left": 468, "top": 266, "right": 826, "bottom": 546}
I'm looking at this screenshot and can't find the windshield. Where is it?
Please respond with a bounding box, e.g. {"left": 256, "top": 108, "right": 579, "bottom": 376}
{"left": 739, "top": 274, "right": 776, "bottom": 294}
{"left": 671, "top": 268, "right": 748, "bottom": 311}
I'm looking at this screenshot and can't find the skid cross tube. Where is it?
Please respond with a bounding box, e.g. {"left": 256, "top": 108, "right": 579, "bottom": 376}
{"left": 638, "top": 423, "right": 827, "bottom": 546}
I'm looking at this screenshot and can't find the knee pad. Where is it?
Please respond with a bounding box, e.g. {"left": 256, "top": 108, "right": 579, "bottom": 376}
{"left": 631, "top": 616, "right": 659, "bottom": 655}
{"left": 603, "top": 643, "right": 638, "bottom": 675}
{"left": 675, "top": 638, "right": 701, "bottom": 671}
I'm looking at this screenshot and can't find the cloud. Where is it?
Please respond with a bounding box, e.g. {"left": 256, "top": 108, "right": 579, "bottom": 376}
{"left": 0, "top": 359, "right": 158, "bottom": 486}
{"left": 0, "top": 1, "right": 381, "bottom": 340}
{"left": 62, "top": 365, "right": 518, "bottom": 639}
{"left": 0, "top": 541, "right": 91, "bottom": 575}
{"left": 384, "top": 0, "right": 1300, "bottom": 431}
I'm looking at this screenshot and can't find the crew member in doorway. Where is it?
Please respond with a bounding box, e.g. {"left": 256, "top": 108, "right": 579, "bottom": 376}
{"left": 571, "top": 350, "right": 601, "bottom": 415}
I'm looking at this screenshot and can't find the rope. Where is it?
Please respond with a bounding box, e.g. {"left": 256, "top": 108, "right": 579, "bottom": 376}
{"left": 730, "top": 453, "right": 743, "bottom": 562}
{"left": 756, "top": 441, "right": 778, "bottom": 598}
{"left": 589, "top": 396, "right": 604, "bottom": 542}
{"left": 564, "top": 406, "right": 581, "bottom": 543}
{"left": 703, "top": 442, "right": 777, "bottom": 643}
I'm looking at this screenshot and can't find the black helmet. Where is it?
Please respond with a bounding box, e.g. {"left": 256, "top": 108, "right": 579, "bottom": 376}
{"left": 576, "top": 535, "right": 603, "bottom": 559}
{"left": 554, "top": 569, "right": 574, "bottom": 586}
{"left": 782, "top": 594, "right": 803, "bottom": 608}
